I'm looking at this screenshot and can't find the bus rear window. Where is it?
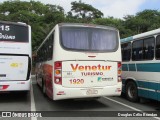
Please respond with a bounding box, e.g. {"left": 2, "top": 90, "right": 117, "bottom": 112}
{"left": 60, "top": 27, "right": 118, "bottom": 52}
{"left": 0, "top": 23, "right": 28, "bottom": 42}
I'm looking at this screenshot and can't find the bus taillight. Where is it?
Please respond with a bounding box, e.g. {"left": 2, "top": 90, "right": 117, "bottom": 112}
{"left": 54, "top": 61, "right": 62, "bottom": 85}
{"left": 118, "top": 62, "right": 122, "bottom": 82}
{"left": 55, "top": 62, "right": 62, "bottom": 69}
{"left": 0, "top": 85, "right": 9, "bottom": 90}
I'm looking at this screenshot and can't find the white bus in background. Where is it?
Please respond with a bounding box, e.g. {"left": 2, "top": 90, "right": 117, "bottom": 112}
{"left": 0, "top": 21, "right": 32, "bottom": 93}
{"left": 121, "top": 28, "right": 160, "bottom": 102}
{"left": 35, "top": 23, "right": 122, "bottom": 100}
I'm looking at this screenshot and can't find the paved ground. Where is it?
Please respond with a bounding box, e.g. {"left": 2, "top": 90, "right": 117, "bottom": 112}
{"left": 0, "top": 75, "right": 159, "bottom": 120}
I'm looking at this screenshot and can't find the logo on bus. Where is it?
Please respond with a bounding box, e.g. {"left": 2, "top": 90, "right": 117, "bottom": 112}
{"left": 10, "top": 63, "right": 23, "bottom": 68}
{"left": 70, "top": 64, "right": 112, "bottom": 76}
{"left": 71, "top": 64, "right": 112, "bottom": 72}
{"left": 97, "top": 77, "right": 102, "bottom": 82}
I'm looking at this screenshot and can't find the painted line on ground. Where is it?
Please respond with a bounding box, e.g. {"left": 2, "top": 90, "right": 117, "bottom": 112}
{"left": 30, "top": 79, "right": 37, "bottom": 120}
{"left": 104, "top": 97, "right": 160, "bottom": 120}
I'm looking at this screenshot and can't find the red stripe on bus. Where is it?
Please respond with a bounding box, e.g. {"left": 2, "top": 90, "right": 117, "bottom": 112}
{"left": 43, "top": 64, "right": 53, "bottom": 99}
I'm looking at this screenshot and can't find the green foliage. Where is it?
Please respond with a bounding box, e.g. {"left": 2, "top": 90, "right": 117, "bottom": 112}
{"left": 69, "top": 0, "right": 103, "bottom": 22}
{"left": 0, "top": 1, "right": 160, "bottom": 50}
{"left": 0, "top": 0, "right": 65, "bottom": 51}
{"left": 123, "top": 10, "right": 160, "bottom": 36}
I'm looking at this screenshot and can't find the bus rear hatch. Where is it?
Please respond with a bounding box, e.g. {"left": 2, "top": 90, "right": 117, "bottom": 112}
{"left": 0, "top": 55, "right": 29, "bottom": 81}
{"left": 61, "top": 61, "right": 118, "bottom": 88}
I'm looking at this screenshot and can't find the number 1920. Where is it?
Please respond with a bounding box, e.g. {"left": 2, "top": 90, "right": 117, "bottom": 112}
{"left": 70, "top": 79, "right": 84, "bottom": 84}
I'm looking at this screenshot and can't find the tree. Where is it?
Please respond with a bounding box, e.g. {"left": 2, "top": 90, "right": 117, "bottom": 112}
{"left": 69, "top": 0, "right": 103, "bottom": 21}
{"left": 44, "top": 4, "right": 65, "bottom": 24}
{"left": 1, "top": 1, "right": 160, "bottom": 49}
{"left": 92, "top": 17, "right": 128, "bottom": 38}
{"left": 0, "top": 0, "right": 65, "bottom": 51}
{"left": 123, "top": 10, "right": 160, "bottom": 36}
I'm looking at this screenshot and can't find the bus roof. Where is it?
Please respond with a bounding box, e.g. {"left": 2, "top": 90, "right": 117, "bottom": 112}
{"left": 0, "top": 20, "right": 28, "bottom": 27}
{"left": 121, "top": 28, "right": 160, "bottom": 43}
{"left": 58, "top": 23, "right": 118, "bottom": 31}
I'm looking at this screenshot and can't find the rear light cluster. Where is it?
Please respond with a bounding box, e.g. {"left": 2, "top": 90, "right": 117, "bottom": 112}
{"left": 54, "top": 61, "right": 62, "bottom": 85}
{"left": 0, "top": 85, "right": 9, "bottom": 90}
{"left": 118, "top": 62, "right": 122, "bottom": 82}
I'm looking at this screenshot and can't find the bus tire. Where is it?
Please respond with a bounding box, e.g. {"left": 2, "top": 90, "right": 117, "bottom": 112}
{"left": 126, "top": 81, "right": 139, "bottom": 102}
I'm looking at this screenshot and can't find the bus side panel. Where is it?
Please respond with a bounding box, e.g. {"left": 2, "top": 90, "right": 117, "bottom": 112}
{"left": 122, "top": 64, "right": 160, "bottom": 101}
{"left": 148, "top": 82, "right": 158, "bottom": 101}
{"left": 137, "top": 80, "right": 149, "bottom": 99}
{"left": 43, "top": 64, "right": 53, "bottom": 99}
{"left": 137, "top": 80, "right": 159, "bottom": 101}
{"left": 158, "top": 82, "right": 160, "bottom": 101}
{"left": 0, "top": 80, "right": 30, "bottom": 91}
{"left": 136, "top": 63, "right": 159, "bottom": 101}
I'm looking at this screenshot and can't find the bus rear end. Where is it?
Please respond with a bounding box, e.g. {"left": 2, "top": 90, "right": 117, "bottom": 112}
{"left": 0, "top": 21, "right": 31, "bottom": 92}
{"left": 53, "top": 24, "right": 122, "bottom": 100}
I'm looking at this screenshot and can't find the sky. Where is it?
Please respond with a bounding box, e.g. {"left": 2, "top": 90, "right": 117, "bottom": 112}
{"left": 0, "top": 0, "right": 160, "bottom": 19}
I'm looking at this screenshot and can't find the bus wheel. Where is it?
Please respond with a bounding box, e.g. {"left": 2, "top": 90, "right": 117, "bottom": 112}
{"left": 126, "top": 81, "right": 139, "bottom": 102}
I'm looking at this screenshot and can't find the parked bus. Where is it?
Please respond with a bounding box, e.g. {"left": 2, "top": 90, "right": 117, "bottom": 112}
{"left": 0, "top": 21, "right": 32, "bottom": 93}
{"left": 35, "top": 23, "right": 122, "bottom": 100}
{"left": 121, "top": 28, "right": 160, "bottom": 102}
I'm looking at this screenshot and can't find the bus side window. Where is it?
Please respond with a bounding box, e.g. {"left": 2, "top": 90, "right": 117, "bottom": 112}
{"left": 44, "top": 42, "right": 47, "bottom": 61}
{"left": 46, "top": 38, "right": 50, "bottom": 60}
{"left": 40, "top": 49, "right": 43, "bottom": 62}
{"left": 37, "top": 51, "right": 39, "bottom": 62}
{"left": 122, "top": 42, "right": 131, "bottom": 61}
{"left": 121, "top": 44, "right": 124, "bottom": 60}
{"left": 156, "top": 35, "right": 160, "bottom": 59}
{"left": 41, "top": 44, "right": 45, "bottom": 62}
{"left": 47, "top": 32, "right": 54, "bottom": 60}
{"left": 143, "top": 37, "right": 155, "bottom": 60}
{"left": 132, "top": 48, "right": 136, "bottom": 60}
{"left": 132, "top": 40, "right": 143, "bottom": 61}
{"left": 132, "top": 40, "right": 144, "bottom": 61}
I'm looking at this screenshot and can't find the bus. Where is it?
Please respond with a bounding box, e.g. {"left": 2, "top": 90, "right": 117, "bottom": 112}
{"left": 35, "top": 23, "right": 122, "bottom": 100}
{"left": 121, "top": 28, "right": 160, "bottom": 102}
{"left": 0, "top": 21, "right": 32, "bottom": 93}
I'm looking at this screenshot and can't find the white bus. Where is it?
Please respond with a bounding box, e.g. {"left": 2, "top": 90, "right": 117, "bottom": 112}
{"left": 121, "top": 28, "right": 160, "bottom": 102}
{"left": 0, "top": 21, "right": 32, "bottom": 93}
{"left": 35, "top": 23, "right": 122, "bottom": 100}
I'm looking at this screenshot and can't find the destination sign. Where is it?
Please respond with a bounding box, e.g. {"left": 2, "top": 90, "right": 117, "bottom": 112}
{"left": 0, "top": 23, "right": 28, "bottom": 42}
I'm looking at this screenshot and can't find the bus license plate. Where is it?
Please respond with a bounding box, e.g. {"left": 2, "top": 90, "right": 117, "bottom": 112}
{"left": 86, "top": 88, "right": 98, "bottom": 95}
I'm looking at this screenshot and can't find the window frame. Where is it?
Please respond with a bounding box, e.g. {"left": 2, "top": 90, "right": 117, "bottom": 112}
{"left": 121, "top": 42, "right": 131, "bottom": 62}
{"left": 59, "top": 26, "right": 119, "bottom": 52}
{"left": 132, "top": 36, "right": 155, "bottom": 61}
{"left": 155, "top": 35, "right": 160, "bottom": 60}
{"left": 0, "top": 23, "right": 29, "bottom": 42}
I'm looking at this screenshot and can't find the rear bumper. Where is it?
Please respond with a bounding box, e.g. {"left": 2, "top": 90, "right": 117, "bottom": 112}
{"left": 53, "top": 84, "right": 122, "bottom": 100}
{"left": 0, "top": 80, "right": 30, "bottom": 91}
